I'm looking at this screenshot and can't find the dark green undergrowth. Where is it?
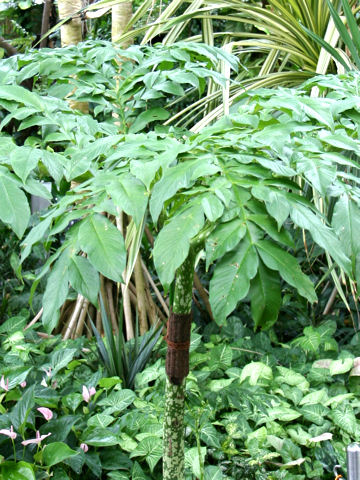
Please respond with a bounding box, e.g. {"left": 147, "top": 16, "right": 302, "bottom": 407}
{"left": 0, "top": 314, "right": 359, "bottom": 479}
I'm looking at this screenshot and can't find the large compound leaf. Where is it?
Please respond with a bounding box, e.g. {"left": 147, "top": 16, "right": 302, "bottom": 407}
{"left": 209, "top": 236, "right": 258, "bottom": 325}
{"left": 0, "top": 173, "right": 30, "bottom": 238}
{"left": 256, "top": 239, "right": 317, "bottom": 303}
{"left": 153, "top": 203, "right": 204, "bottom": 288}
{"left": 79, "top": 214, "right": 126, "bottom": 283}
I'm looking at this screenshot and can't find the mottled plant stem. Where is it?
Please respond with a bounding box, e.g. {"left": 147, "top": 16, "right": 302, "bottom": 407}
{"left": 163, "top": 253, "right": 195, "bottom": 480}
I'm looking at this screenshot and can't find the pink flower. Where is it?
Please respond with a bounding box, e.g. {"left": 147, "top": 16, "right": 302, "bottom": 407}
{"left": 82, "top": 385, "right": 96, "bottom": 403}
{"left": 41, "top": 378, "right": 47, "bottom": 388}
{"left": 0, "top": 425, "right": 16, "bottom": 440}
{"left": 0, "top": 375, "right": 9, "bottom": 391}
{"left": 80, "top": 443, "right": 88, "bottom": 452}
{"left": 37, "top": 407, "right": 53, "bottom": 421}
{"left": 20, "top": 381, "right": 26, "bottom": 388}
{"left": 21, "top": 431, "right": 51, "bottom": 446}
{"left": 43, "top": 367, "right": 52, "bottom": 378}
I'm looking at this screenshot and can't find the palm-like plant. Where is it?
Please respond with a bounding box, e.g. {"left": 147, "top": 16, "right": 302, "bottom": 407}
{"left": 115, "top": 0, "right": 357, "bottom": 130}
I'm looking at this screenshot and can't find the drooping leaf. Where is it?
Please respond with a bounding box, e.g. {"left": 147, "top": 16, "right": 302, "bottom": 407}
{"left": 42, "top": 247, "right": 71, "bottom": 333}
{"left": 78, "top": 214, "right": 126, "bottom": 283}
{"left": 68, "top": 255, "right": 100, "bottom": 306}
{"left": 153, "top": 203, "right": 204, "bottom": 288}
{"left": 205, "top": 218, "right": 246, "bottom": 269}
{"left": 250, "top": 260, "right": 281, "bottom": 330}
{"left": 210, "top": 236, "right": 258, "bottom": 325}
{"left": 256, "top": 239, "right": 317, "bottom": 303}
{"left": 106, "top": 174, "right": 148, "bottom": 227}
{"left": 0, "top": 173, "right": 30, "bottom": 238}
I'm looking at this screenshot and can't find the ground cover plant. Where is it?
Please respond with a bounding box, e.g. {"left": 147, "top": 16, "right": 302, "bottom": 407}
{"left": 1, "top": 313, "right": 360, "bottom": 479}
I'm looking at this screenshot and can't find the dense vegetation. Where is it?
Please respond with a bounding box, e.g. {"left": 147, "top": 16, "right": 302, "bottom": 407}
{"left": 0, "top": 1, "right": 360, "bottom": 479}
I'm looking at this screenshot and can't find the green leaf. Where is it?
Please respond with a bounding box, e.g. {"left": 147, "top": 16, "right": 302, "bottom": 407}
{"left": 200, "top": 193, "right": 224, "bottom": 222}
{"left": 150, "top": 157, "right": 213, "bottom": 223}
{"left": 299, "top": 389, "right": 328, "bottom": 406}
{"left": 200, "top": 423, "right": 221, "bottom": 448}
{"left": 209, "top": 237, "right": 258, "bottom": 325}
{"left": 21, "top": 216, "right": 52, "bottom": 262}
{"left": 297, "top": 156, "right": 336, "bottom": 196}
{"left": 129, "top": 107, "right": 170, "bottom": 134}
{"left": 332, "top": 195, "right": 360, "bottom": 273}
{"left": 276, "top": 366, "right": 309, "bottom": 392}
{"left": 82, "top": 427, "right": 119, "bottom": 447}
{"left": 0, "top": 174, "right": 30, "bottom": 238}
{"left": 42, "top": 248, "right": 71, "bottom": 333}
{"left": 98, "top": 389, "right": 136, "bottom": 414}
{"left": 300, "top": 404, "right": 329, "bottom": 426}
{"left": 204, "top": 466, "right": 224, "bottom": 480}
{"left": 0, "top": 316, "right": 26, "bottom": 334}
{"left": 43, "top": 442, "right": 79, "bottom": 467}
{"left": 50, "top": 348, "right": 77, "bottom": 375}
{"left": 10, "top": 147, "right": 41, "bottom": 183}
{"left": 0, "top": 461, "right": 35, "bottom": 480}
{"left": 87, "top": 414, "right": 115, "bottom": 428}
{"left": 153, "top": 203, "right": 204, "bottom": 288}
{"left": 205, "top": 219, "right": 246, "bottom": 269}
{"left": 209, "top": 344, "right": 233, "bottom": 370}
{"left": 68, "top": 255, "right": 100, "bottom": 306}
{"left": 0, "top": 85, "right": 44, "bottom": 110}
{"left": 240, "top": 362, "right": 273, "bottom": 386}
{"left": 185, "top": 446, "right": 206, "bottom": 479}
{"left": 78, "top": 214, "right": 126, "bottom": 283}
{"left": 268, "top": 406, "right": 302, "bottom": 422}
{"left": 330, "top": 405, "right": 357, "bottom": 435}
{"left": 106, "top": 175, "right": 148, "bottom": 227}
{"left": 290, "top": 202, "right": 351, "bottom": 274}
{"left": 256, "top": 239, "right": 316, "bottom": 303}
{"left": 329, "top": 357, "right": 353, "bottom": 375}
{"left": 250, "top": 261, "right": 281, "bottom": 330}
{"left": 10, "top": 385, "right": 35, "bottom": 430}
{"left": 130, "top": 436, "right": 162, "bottom": 472}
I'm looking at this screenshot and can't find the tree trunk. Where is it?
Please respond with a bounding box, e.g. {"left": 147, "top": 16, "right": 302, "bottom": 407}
{"left": 57, "top": 0, "right": 88, "bottom": 113}
{"left": 112, "top": 2, "right": 132, "bottom": 47}
{"left": 0, "top": 36, "right": 17, "bottom": 57}
{"left": 58, "top": 0, "right": 82, "bottom": 46}
{"left": 40, "top": 0, "right": 52, "bottom": 48}
{"left": 163, "top": 253, "right": 195, "bottom": 480}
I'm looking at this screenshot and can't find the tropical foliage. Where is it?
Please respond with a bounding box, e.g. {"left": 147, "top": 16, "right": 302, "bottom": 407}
{"left": 0, "top": 1, "right": 360, "bottom": 479}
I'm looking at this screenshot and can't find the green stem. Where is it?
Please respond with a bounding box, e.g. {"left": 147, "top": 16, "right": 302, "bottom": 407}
{"left": 163, "top": 252, "right": 196, "bottom": 480}
{"left": 11, "top": 438, "right": 16, "bottom": 462}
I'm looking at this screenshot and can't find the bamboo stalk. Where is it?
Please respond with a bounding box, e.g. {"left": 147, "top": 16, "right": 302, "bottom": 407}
{"left": 74, "top": 298, "right": 89, "bottom": 338}
{"left": 134, "top": 254, "right": 149, "bottom": 334}
{"left": 116, "top": 211, "right": 134, "bottom": 340}
{"left": 24, "top": 307, "right": 43, "bottom": 330}
{"left": 194, "top": 272, "right": 214, "bottom": 321}
{"left": 141, "top": 259, "right": 169, "bottom": 317}
{"left": 144, "top": 277, "right": 158, "bottom": 327}
{"left": 96, "top": 307, "right": 102, "bottom": 335}
{"left": 106, "top": 280, "right": 119, "bottom": 335}
{"left": 63, "top": 294, "right": 84, "bottom": 340}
